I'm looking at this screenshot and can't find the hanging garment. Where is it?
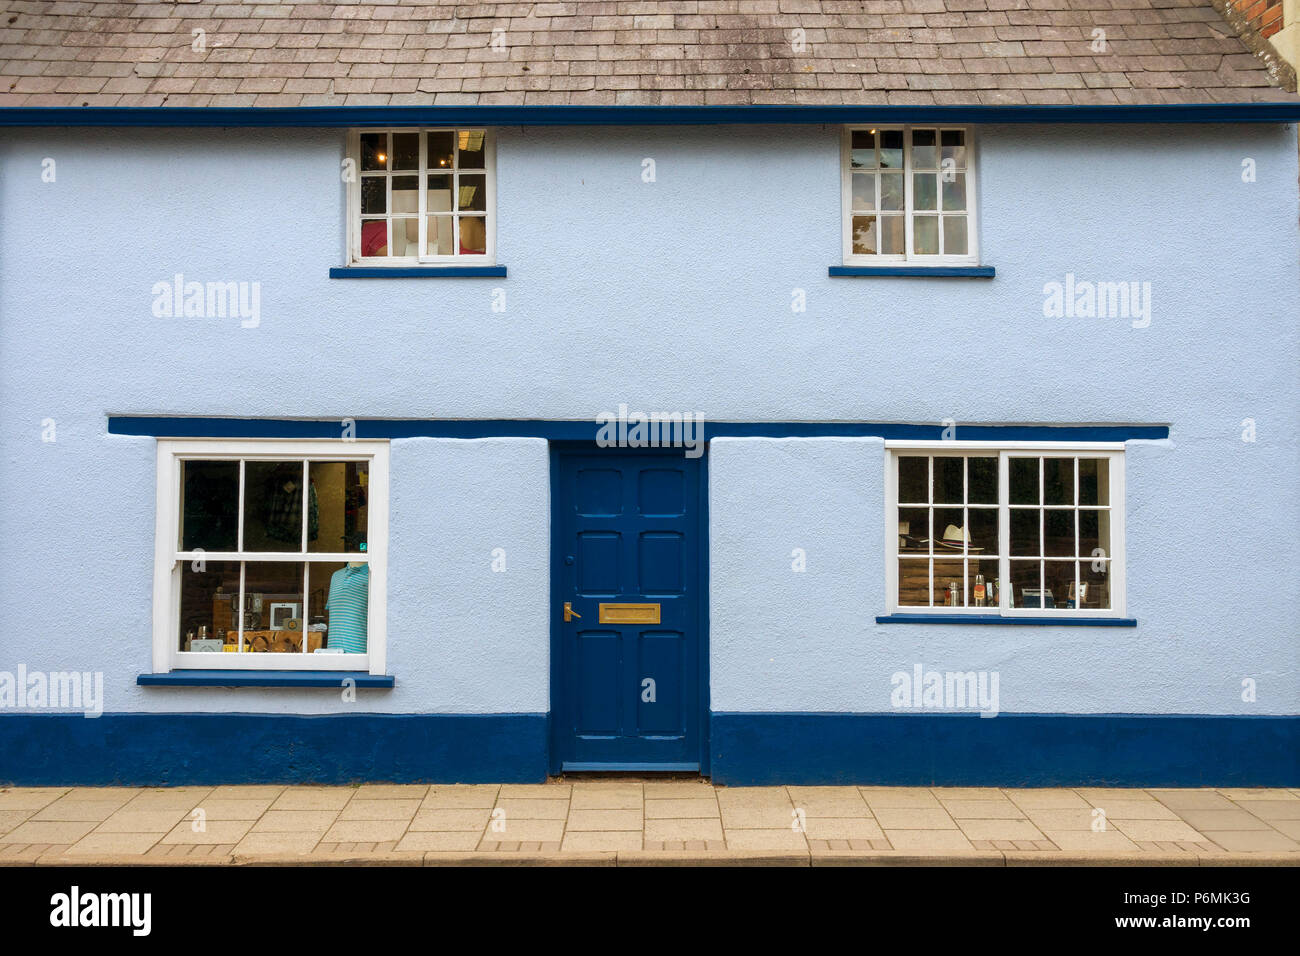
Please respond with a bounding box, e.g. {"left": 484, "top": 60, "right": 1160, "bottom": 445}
{"left": 263, "top": 472, "right": 319, "bottom": 543}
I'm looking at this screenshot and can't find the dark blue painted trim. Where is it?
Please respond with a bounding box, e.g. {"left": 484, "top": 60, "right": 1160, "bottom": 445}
{"left": 0, "top": 713, "right": 548, "bottom": 785}
{"left": 698, "top": 446, "right": 711, "bottom": 777}
{"left": 329, "top": 266, "right": 506, "bottom": 278}
{"left": 830, "top": 266, "right": 996, "bottom": 278}
{"left": 137, "top": 670, "right": 394, "bottom": 688}
{"left": 711, "top": 713, "right": 1300, "bottom": 787}
{"left": 107, "top": 417, "right": 1170, "bottom": 444}
{"left": 3, "top": 104, "right": 1299, "bottom": 127}
{"left": 547, "top": 444, "right": 563, "bottom": 777}
{"left": 876, "top": 614, "right": 1137, "bottom": 627}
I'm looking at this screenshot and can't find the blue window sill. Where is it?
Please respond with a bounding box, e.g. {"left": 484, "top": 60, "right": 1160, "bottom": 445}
{"left": 329, "top": 266, "right": 506, "bottom": 278}
{"left": 830, "top": 266, "right": 995, "bottom": 278}
{"left": 137, "top": 670, "right": 395, "bottom": 688}
{"left": 876, "top": 614, "right": 1136, "bottom": 627}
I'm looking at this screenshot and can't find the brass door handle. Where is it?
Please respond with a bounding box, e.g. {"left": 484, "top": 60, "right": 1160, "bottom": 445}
{"left": 564, "top": 602, "right": 581, "bottom": 622}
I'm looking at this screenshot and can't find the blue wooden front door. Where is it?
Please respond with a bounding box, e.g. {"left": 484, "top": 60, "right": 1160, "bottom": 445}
{"left": 551, "top": 446, "right": 706, "bottom": 771}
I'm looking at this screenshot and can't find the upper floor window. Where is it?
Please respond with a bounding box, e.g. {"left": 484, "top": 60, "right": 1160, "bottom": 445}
{"left": 842, "top": 126, "right": 977, "bottom": 264}
{"left": 348, "top": 128, "right": 495, "bottom": 264}
{"left": 152, "top": 440, "right": 390, "bottom": 673}
{"left": 887, "top": 446, "right": 1125, "bottom": 617}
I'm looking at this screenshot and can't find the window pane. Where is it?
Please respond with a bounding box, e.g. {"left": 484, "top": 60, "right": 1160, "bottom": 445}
{"left": 1082, "top": 560, "right": 1112, "bottom": 609}
{"left": 851, "top": 215, "right": 877, "bottom": 255}
{"left": 427, "top": 173, "right": 453, "bottom": 212}
{"left": 390, "top": 218, "right": 418, "bottom": 257}
{"left": 942, "top": 172, "right": 966, "bottom": 211}
{"left": 360, "top": 132, "right": 386, "bottom": 171}
{"left": 179, "top": 560, "right": 239, "bottom": 652}
{"left": 324, "top": 561, "right": 369, "bottom": 653}
{"left": 360, "top": 177, "right": 386, "bottom": 215}
{"left": 850, "top": 130, "right": 877, "bottom": 169}
{"left": 1009, "top": 560, "right": 1044, "bottom": 608}
{"left": 309, "top": 461, "right": 369, "bottom": 554}
{"left": 1044, "top": 509, "right": 1074, "bottom": 557}
{"left": 879, "top": 215, "right": 904, "bottom": 255}
{"left": 1010, "top": 509, "right": 1040, "bottom": 556}
{"left": 1043, "top": 561, "right": 1075, "bottom": 611}
{"left": 898, "top": 507, "right": 929, "bottom": 553}
{"left": 180, "top": 460, "right": 238, "bottom": 552}
{"left": 306, "top": 562, "right": 342, "bottom": 650}
{"left": 913, "top": 215, "right": 938, "bottom": 255}
{"left": 911, "top": 128, "right": 937, "bottom": 169}
{"left": 913, "top": 173, "right": 936, "bottom": 211}
{"left": 1079, "top": 458, "right": 1109, "bottom": 506}
{"left": 897, "top": 558, "right": 930, "bottom": 607}
{"left": 880, "top": 172, "right": 904, "bottom": 211}
{"left": 933, "top": 508, "right": 965, "bottom": 552}
{"left": 1079, "top": 509, "right": 1109, "bottom": 561}
{"left": 243, "top": 461, "right": 306, "bottom": 552}
{"left": 933, "top": 559, "right": 964, "bottom": 607}
{"left": 933, "top": 457, "right": 963, "bottom": 504}
{"left": 1044, "top": 458, "right": 1073, "bottom": 505}
{"left": 1010, "top": 457, "right": 1039, "bottom": 505}
{"left": 851, "top": 173, "right": 875, "bottom": 211}
{"left": 428, "top": 130, "right": 454, "bottom": 169}
{"left": 966, "top": 558, "right": 999, "bottom": 608}
{"left": 458, "top": 216, "right": 487, "bottom": 255}
{"left": 943, "top": 216, "right": 968, "bottom": 256}
{"left": 458, "top": 129, "right": 486, "bottom": 169}
{"left": 879, "top": 129, "right": 904, "bottom": 169}
{"left": 941, "top": 129, "right": 966, "bottom": 167}
{"left": 240, "top": 561, "right": 305, "bottom": 653}
{"left": 458, "top": 174, "right": 487, "bottom": 212}
{"left": 898, "top": 456, "right": 928, "bottom": 503}
{"left": 968, "top": 457, "right": 997, "bottom": 504}
{"left": 426, "top": 215, "right": 454, "bottom": 256}
{"left": 968, "top": 507, "right": 998, "bottom": 555}
{"left": 391, "top": 132, "right": 419, "bottom": 171}
{"left": 361, "top": 220, "right": 388, "bottom": 257}
{"left": 391, "top": 176, "right": 418, "bottom": 214}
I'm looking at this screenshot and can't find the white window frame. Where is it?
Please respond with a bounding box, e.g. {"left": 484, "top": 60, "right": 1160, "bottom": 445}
{"left": 884, "top": 442, "right": 1126, "bottom": 619}
{"left": 151, "top": 439, "right": 390, "bottom": 674}
{"left": 346, "top": 128, "right": 496, "bottom": 266}
{"left": 841, "top": 125, "right": 980, "bottom": 266}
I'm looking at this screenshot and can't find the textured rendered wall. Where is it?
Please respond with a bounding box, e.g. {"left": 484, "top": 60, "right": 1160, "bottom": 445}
{"left": 0, "top": 434, "right": 550, "bottom": 715}
{"left": 708, "top": 436, "right": 1299, "bottom": 716}
{"left": 0, "top": 122, "right": 1297, "bottom": 720}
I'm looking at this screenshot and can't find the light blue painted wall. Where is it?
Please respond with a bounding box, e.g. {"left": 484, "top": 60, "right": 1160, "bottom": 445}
{"left": 0, "top": 122, "right": 1297, "bottom": 717}
{"left": 709, "top": 437, "right": 1299, "bottom": 715}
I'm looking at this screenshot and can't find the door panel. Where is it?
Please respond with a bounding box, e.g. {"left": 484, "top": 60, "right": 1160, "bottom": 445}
{"left": 553, "top": 447, "right": 704, "bottom": 770}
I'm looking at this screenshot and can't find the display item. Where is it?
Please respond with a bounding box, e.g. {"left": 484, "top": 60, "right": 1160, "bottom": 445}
{"left": 326, "top": 563, "right": 369, "bottom": 653}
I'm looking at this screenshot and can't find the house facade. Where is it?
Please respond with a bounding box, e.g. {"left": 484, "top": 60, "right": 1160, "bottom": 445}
{"left": 0, "top": 1, "right": 1297, "bottom": 787}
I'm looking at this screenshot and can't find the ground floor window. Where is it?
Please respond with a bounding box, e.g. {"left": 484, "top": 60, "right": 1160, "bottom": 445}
{"left": 887, "top": 445, "right": 1125, "bottom": 617}
{"left": 151, "top": 440, "right": 389, "bottom": 672}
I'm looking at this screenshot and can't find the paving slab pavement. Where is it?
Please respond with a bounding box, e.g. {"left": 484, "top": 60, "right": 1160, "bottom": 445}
{"left": 1, "top": 781, "right": 1297, "bottom": 866}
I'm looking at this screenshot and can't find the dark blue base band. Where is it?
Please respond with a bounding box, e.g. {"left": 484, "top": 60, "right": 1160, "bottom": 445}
{"left": 0, "top": 713, "right": 548, "bottom": 786}
{"left": 4, "top": 712, "right": 1294, "bottom": 787}
{"left": 709, "top": 713, "right": 1300, "bottom": 787}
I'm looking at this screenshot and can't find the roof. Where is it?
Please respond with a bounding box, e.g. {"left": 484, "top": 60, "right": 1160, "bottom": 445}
{"left": 1, "top": 0, "right": 1296, "bottom": 110}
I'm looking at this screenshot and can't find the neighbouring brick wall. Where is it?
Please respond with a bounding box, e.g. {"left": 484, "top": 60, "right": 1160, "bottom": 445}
{"left": 1229, "top": 0, "right": 1286, "bottom": 38}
